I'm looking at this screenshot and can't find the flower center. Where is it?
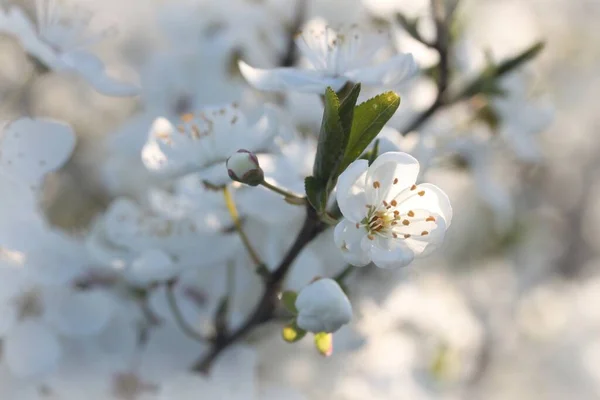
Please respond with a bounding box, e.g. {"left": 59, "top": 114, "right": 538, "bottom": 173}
{"left": 357, "top": 181, "right": 436, "bottom": 241}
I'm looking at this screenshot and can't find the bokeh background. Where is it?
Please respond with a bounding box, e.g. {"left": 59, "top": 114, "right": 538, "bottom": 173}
{"left": 1, "top": 0, "right": 600, "bottom": 399}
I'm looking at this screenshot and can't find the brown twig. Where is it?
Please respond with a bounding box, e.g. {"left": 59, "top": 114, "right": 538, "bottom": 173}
{"left": 401, "top": 0, "right": 452, "bottom": 135}
{"left": 192, "top": 204, "right": 325, "bottom": 373}
{"left": 279, "top": 0, "right": 307, "bottom": 67}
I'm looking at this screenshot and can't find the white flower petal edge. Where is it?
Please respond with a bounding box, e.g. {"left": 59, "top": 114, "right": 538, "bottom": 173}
{"left": 63, "top": 51, "right": 140, "bottom": 97}
{"left": 0, "top": 118, "right": 76, "bottom": 186}
{"left": 0, "top": 4, "right": 139, "bottom": 97}
{"left": 344, "top": 53, "right": 418, "bottom": 87}
{"left": 238, "top": 61, "right": 345, "bottom": 93}
{"left": 334, "top": 152, "right": 452, "bottom": 269}
{"left": 335, "top": 159, "right": 369, "bottom": 223}
{"left": 334, "top": 219, "right": 371, "bottom": 267}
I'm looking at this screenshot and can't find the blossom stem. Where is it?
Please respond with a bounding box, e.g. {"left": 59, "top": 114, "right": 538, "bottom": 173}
{"left": 223, "top": 186, "right": 263, "bottom": 267}
{"left": 166, "top": 280, "right": 209, "bottom": 343}
{"left": 333, "top": 264, "right": 354, "bottom": 284}
{"left": 259, "top": 180, "right": 306, "bottom": 205}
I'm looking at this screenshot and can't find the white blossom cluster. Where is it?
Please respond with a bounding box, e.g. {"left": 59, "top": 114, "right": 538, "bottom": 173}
{"left": 2, "top": 0, "right": 594, "bottom": 399}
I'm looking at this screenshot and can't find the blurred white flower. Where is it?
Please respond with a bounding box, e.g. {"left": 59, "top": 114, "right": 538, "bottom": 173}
{"left": 492, "top": 73, "right": 554, "bottom": 162}
{"left": 86, "top": 197, "right": 240, "bottom": 270}
{"left": 141, "top": 104, "right": 279, "bottom": 180}
{"left": 446, "top": 137, "right": 515, "bottom": 233}
{"left": 159, "top": 0, "right": 289, "bottom": 66}
{"left": 125, "top": 249, "right": 179, "bottom": 287}
{"left": 0, "top": 0, "right": 139, "bottom": 96}
{"left": 295, "top": 278, "right": 352, "bottom": 333}
{"left": 239, "top": 21, "right": 418, "bottom": 93}
{"left": 0, "top": 262, "right": 114, "bottom": 377}
{"left": 0, "top": 117, "right": 75, "bottom": 188}
{"left": 334, "top": 152, "right": 452, "bottom": 269}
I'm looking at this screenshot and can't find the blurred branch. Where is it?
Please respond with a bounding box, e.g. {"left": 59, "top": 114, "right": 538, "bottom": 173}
{"left": 279, "top": 0, "right": 307, "bottom": 67}
{"left": 400, "top": 0, "right": 453, "bottom": 134}
{"left": 166, "top": 280, "right": 210, "bottom": 343}
{"left": 192, "top": 204, "right": 326, "bottom": 373}
{"left": 223, "top": 186, "right": 268, "bottom": 278}
{"left": 400, "top": 1, "right": 544, "bottom": 135}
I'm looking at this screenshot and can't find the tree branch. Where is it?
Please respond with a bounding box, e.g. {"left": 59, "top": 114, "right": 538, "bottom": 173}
{"left": 279, "top": 0, "right": 307, "bottom": 67}
{"left": 192, "top": 204, "right": 325, "bottom": 373}
{"left": 400, "top": 0, "right": 452, "bottom": 135}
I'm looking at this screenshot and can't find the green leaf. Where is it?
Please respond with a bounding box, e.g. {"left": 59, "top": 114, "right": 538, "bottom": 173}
{"left": 282, "top": 321, "right": 307, "bottom": 343}
{"left": 304, "top": 176, "right": 326, "bottom": 212}
{"left": 474, "top": 102, "right": 501, "bottom": 132}
{"left": 457, "top": 41, "right": 545, "bottom": 101}
{"left": 396, "top": 14, "right": 430, "bottom": 46}
{"left": 281, "top": 291, "right": 298, "bottom": 314}
{"left": 338, "top": 83, "right": 361, "bottom": 136}
{"left": 313, "top": 87, "right": 346, "bottom": 182}
{"left": 314, "top": 332, "right": 333, "bottom": 357}
{"left": 496, "top": 41, "right": 545, "bottom": 77}
{"left": 339, "top": 92, "right": 401, "bottom": 173}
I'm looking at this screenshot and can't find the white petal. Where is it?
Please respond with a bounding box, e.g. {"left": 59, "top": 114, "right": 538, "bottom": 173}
{"left": 344, "top": 53, "right": 419, "bottom": 87}
{"left": 44, "top": 289, "right": 114, "bottom": 337}
{"left": 366, "top": 152, "right": 419, "bottom": 204}
{"left": 395, "top": 183, "right": 453, "bottom": 227}
{"left": 141, "top": 118, "right": 189, "bottom": 177}
{"left": 126, "top": 249, "right": 179, "bottom": 286}
{"left": 334, "top": 219, "right": 371, "bottom": 266}
{"left": 238, "top": 60, "right": 345, "bottom": 93}
{"left": 0, "top": 118, "right": 75, "bottom": 185}
{"left": 335, "top": 159, "right": 369, "bottom": 223}
{"left": 367, "top": 237, "right": 415, "bottom": 269}
{"left": 4, "top": 320, "right": 61, "bottom": 377}
{"left": 402, "top": 213, "right": 448, "bottom": 257}
{"left": 61, "top": 51, "right": 140, "bottom": 97}
{"left": 0, "top": 7, "right": 61, "bottom": 69}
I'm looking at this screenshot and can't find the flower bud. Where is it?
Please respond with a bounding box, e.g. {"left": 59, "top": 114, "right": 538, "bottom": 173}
{"left": 295, "top": 278, "right": 352, "bottom": 333}
{"left": 226, "top": 149, "right": 264, "bottom": 186}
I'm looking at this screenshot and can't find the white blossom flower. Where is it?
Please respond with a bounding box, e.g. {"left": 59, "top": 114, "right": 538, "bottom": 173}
{"left": 141, "top": 104, "right": 279, "bottom": 180}
{"left": 0, "top": 260, "right": 114, "bottom": 377}
{"left": 295, "top": 278, "right": 352, "bottom": 333}
{"left": 86, "top": 197, "right": 239, "bottom": 270}
{"left": 334, "top": 152, "right": 452, "bottom": 269}
{"left": 0, "top": 0, "right": 139, "bottom": 96}
{"left": 239, "top": 21, "right": 418, "bottom": 93}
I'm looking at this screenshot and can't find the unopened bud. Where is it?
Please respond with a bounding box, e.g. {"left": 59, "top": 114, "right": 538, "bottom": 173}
{"left": 226, "top": 149, "right": 264, "bottom": 186}
{"left": 295, "top": 278, "right": 352, "bottom": 333}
